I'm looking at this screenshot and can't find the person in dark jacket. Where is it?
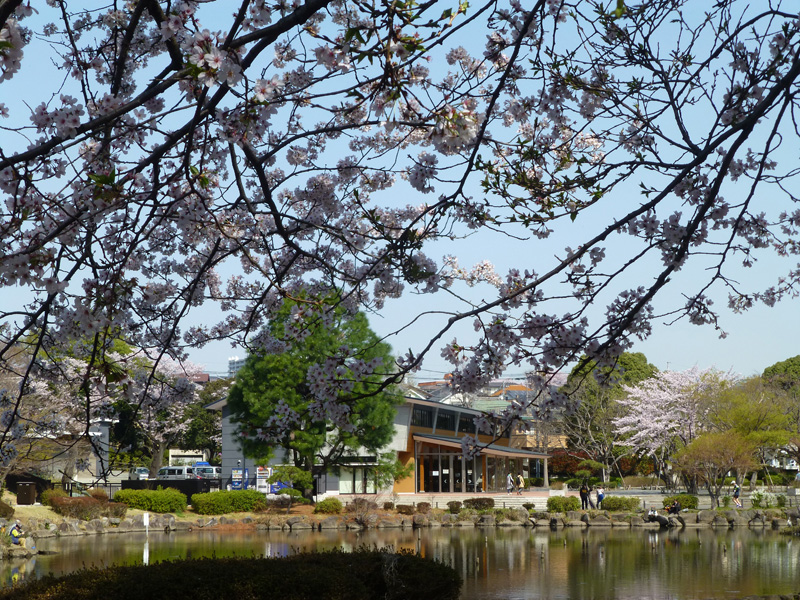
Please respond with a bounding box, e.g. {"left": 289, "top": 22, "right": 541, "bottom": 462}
{"left": 666, "top": 499, "right": 681, "bottom": 515}
{"left": 579, "top": 483, "right": 589, "bottom": 510}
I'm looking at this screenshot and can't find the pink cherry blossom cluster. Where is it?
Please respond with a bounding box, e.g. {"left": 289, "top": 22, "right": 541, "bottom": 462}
{"left": 0, "top": 16, "right": 25, "bottom": 83}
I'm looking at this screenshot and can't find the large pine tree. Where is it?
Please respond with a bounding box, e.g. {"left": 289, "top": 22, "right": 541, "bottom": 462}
{"left": 227, "top": 298, "right": 401, "bottom": 497}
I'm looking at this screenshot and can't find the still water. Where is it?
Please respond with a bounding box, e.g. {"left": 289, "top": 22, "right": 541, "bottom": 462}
{"left": 2, "top": 526, "right": 799, "bottom": 599}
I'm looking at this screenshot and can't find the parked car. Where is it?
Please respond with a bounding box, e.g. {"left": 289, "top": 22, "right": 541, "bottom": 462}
{"left": 193, "top": 465, "right": 222, "bottom": 479}
{"left": 156, "top": 466, "right": 199, "bottom": 480}
{"left": 128, "top": 467, "right": 150, "bottom": 480}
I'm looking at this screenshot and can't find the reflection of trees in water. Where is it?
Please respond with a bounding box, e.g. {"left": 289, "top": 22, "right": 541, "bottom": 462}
{"left": 18, "top": 527, "right": 800, "bottom": 598}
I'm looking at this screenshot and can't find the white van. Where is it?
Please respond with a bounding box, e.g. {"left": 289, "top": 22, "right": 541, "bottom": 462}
{"left": 193, "top": 464, "right": 222, "bottom": 479}
{"left": 156, "top": 466, "right": 199, "bottom": 480}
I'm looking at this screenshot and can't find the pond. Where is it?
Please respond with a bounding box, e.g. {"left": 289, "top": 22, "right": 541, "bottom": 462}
{"left": 2, "top": 526, "right": 799, "bottom": 599}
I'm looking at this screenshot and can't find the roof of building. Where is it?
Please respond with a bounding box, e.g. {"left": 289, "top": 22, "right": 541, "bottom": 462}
{"left": 412, "top": 433, "right": 549, "bottom": 459}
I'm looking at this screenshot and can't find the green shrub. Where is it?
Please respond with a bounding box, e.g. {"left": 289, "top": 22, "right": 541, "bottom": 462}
{"left": 40, "top": 488, "right": 69, "bottom": 507}
{"left": 522, "top": 503, "right": 536, "bottom": 511}
{"left": 383, "top": 502, "right": 394, "bottom": 511}
{"left": 751, "top": 490, "right": 778, "bottom": 509}
{"left": 777, "top": 494, "right": 787, "bottom": 508}
{"left": 528, "top": 477, "right": 544, "bottom": 487}
{"left": 721, "top": 495, "right": 732, "bottom": 508}
{"left": 314, "top": 497, "right": 343, "bottom": 515}
{"left": 190, "top": 490, "right": 266, "bottom": 515}
{"left": 0, "top": 550, "right": 462, "bottom": 600}
{"left": 395, "top": 504, "right": 415, "bottom": 515}
{"left": 662, "top": 494, "right": 698, "bottom": 510}
{"left": 547, "top": 496, "right": 581, "bottom": 513}
{"left": 598, "top": 496, "right": 640, "bottom": 512}
{"left": 770, "top": 473, "right": 787, "bottom": 485}
{"left": 416, "top": 502, "right": 431, "bottom": 514}
{"left": 447, "top": 501, "right": 462, "bottom": 514}
{"left": 463, "top": 497, "right": 494, "bottom": 510}
{"left": 113, "top": 488, "right": 187, "bottom": 513}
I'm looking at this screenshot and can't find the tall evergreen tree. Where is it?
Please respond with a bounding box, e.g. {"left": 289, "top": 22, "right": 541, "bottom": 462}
{"left": 227, "top": 298, "right": 402, "bottom": 498}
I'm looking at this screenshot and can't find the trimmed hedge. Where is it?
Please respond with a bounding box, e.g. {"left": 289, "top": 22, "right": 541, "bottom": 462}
{"left": 447, "top": 501, "right": 462, "bottom": 514}
{"left": 463, "top": 497, "right": 494, "bottom": 510}
{"left": 49, "top": 496, "right": 127, "bottom": 520}
{"left": 190, "top": 490, "right": 266, "bottom": 515}
{"left": 0, "top": 550, "right": 462, "bottom": 600}
{"left": 546, "top": 496, "right": 581, "bottom": 513}
{"left": 599, "top": 496, "right": 641, "bottom": 512}
{"left": 113, "top": 488, "right": 187, "bottom": 513}
{"left": 662, "top": 494, "right": 699, "bottom": 510}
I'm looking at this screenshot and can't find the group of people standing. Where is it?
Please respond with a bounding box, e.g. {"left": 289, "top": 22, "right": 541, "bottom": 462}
{"left": 579, "top": 483, "right": 605, "bottom": 509}
{"left": 506, "top": 473, "right": 526, "bottom": 495}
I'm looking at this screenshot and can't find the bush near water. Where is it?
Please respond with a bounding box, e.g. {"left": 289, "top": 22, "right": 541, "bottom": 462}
{"left": 190, "top": 490, "right": 267, "bottom": 515}
{"left": 0, "top": 550, "right": 462, "bottom": 600}
{"left": 113, "top": 488, "right": 187, "bottom": 513}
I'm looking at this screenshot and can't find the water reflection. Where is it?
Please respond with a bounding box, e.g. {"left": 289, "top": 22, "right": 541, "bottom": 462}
{"left": 1, "top": 527, "right": 797, "bottom": 599}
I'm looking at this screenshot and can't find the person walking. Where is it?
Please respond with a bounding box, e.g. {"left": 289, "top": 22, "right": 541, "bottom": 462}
{"left": 517, "top": 473, "right": 525, "bottom": 495}
{"left": 506, "top": 472, "right": 515, "bottom": 495}
{"left": 733, "top": 481, "right": 742, "bottom": 508}
{"left": 579, "top": 482, "right": 589, "bottom": 510}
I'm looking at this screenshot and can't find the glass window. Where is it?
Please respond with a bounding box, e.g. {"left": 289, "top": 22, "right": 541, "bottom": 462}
{"left": 458, "top": 413, "right": 476, "bottom": 435}
{"left": 340, "top": 468, "right": 354, "bottom": 494}
{"left": 412, "top": 406, "right": 433, "bottom": 428}
{"left": 436, "top": 409, "right": 456, "bottom": 432}
{"left": 339, "top": 467, "right": 375, "bottom": 494}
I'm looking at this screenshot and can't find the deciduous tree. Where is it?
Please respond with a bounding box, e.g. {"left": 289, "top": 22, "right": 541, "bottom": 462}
{"left": 559, "top": 352, "right": 657, "bottom": 481}
{"left": 673, "top": 431, "right": 756, "bottom": 508}
{"left": 613, "top": 368, "right": 732, "bottom": 491}
{"left": 2, "top": 1, "right": 800, "bottom": 463}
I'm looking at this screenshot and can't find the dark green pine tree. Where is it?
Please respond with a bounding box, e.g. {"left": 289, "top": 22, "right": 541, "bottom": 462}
{"left": 227, "top": 298, "right": 402, "bottom": 498}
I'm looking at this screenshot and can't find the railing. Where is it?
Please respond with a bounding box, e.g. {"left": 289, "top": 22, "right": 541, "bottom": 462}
{"left": 59, "top": 482, "right": 123, "bottom": 498}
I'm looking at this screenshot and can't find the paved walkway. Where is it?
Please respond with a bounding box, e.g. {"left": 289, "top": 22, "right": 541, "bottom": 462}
{"left": 393, "top": 488, "right": 800, "bottom": 511}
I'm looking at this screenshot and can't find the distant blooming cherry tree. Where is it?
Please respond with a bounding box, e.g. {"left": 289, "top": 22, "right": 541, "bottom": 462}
{"left": 1, "top": 0, "right": 800, "bottom": 465}
{"left": 613, "top": 367, "right": 732, "bottom": 490}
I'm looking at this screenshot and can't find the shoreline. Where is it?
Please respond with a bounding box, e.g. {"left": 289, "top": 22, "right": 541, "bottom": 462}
{"left": 4, "top": 504, "right": 797, "bottom": 559}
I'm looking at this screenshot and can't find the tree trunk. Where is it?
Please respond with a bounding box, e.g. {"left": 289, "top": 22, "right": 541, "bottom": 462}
{"left": 301, "top": 455, "right": 314, "bottom": 501}
{"left": 148, "top": 439, "right": 168, "bottom": 478}
{"left": 60, "top": 443, "right": 81, "bottom": 486}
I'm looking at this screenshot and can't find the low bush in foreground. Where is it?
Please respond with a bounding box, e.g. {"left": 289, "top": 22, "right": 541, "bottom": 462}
{"left": 0, "top": 550, "right": 462, "bottom": 600}
{"left": 547, "top": 496, "right": 581, "bottom": 513}
{"left": 113, "top": 488, "right": 187, "bottom": 513}
{"left": 600, "top": 496, "right": 641, "bottom": 512}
